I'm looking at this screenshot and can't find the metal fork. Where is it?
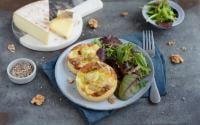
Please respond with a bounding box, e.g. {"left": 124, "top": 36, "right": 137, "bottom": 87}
{"left": 143, "top": 30, "right": 161, "bottom": 104}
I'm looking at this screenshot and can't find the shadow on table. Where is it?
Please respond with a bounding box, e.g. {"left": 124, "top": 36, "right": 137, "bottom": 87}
{"left": 0, "top": 112, "right": 8, "bottom": 125}
{"left": 0, "top": 0, "right": 77, "bottom": 12}
{"left": 131, "top": 10, "right": 165, "bottom": 38}
{"left": 175, "top": 0, "right": 200, "bottom": 9}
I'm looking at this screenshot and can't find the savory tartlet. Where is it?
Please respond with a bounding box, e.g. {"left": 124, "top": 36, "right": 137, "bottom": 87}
{"left": 67, "top": 43, "right": 100, "bottom": 74}
{"left": 76, "top": 61, "right": 117, "bottom": 102}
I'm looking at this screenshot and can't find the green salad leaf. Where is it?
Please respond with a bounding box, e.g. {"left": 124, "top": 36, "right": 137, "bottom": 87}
{"left": 133, "top": 53, "right": 151, "bottom": 76}
{"left": 106, "top": 43, "right": 135, "bottom": 64}
{"left": 92, "top": 38, "right": 102, "bottom": 47}
{"left": 92, "top": 38, "right": 151, "bottom": 100}
{"left": 92, "top": 39, "right": 151, "bottom": 78}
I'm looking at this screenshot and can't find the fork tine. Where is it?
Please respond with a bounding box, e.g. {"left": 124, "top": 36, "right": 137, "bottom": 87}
{"left": 145, "top": 30, "right": 148, "bottom": 50}
{"left": 148, "top": 30, "right": 152, "bottom": 50}
{"left": 143, "top": 30, "right": 156, "bottom": 57}
{"left": 151, "top": 30, "right": 155, "bottom": 50}
{"left": 143, "top": 30, "right": 145, "bottom": 49}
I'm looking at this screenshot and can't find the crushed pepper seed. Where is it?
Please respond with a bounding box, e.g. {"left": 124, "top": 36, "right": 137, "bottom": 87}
{"left": 10, "top": 61, "right": 34, "bottom": 78}
{"left": 8, "top": 43, "right": 15, "bottom": 53}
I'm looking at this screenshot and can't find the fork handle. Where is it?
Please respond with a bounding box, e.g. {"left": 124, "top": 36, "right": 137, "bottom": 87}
{"left": 150, "top": 78, "right": 161, "bottom": 103}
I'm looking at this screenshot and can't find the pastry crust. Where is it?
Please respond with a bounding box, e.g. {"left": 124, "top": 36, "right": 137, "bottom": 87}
{"left": 76, "top": 61, "right": 117, "bottom": 102}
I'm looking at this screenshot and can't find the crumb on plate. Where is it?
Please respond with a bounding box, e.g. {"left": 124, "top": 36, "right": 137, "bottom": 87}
{"left": 67, "top": 77, "right": 74, "bottom": 84}
{"left": 107, "top": 96, "right": 116, "bottom": 104}
{"left": 31, "top": 94, "right": 45, "bottom": 106}
{"left": 169, "top": 54, "right": 184, "bottom": 64}
{"left": 88, "top": 18, "right": 98, "bottom": 29}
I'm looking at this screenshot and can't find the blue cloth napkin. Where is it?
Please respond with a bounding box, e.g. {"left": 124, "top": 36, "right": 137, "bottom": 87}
{"left": 41, "top": 33, "right": 166, "bottom": 125}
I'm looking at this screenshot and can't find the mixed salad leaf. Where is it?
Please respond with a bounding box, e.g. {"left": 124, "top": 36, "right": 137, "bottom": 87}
{"left": 147, "top": 0, "right": 177, "bottom": 24}
{"left": 92, "top": 36, "right": 151, "bottom": 100}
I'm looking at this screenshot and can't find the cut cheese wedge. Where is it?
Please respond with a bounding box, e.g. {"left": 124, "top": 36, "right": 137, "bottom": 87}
{"left": 13, "top": 0, "right": 74, "bottom": 45}
{"left": 13, "top": 0, "right": 49, "bottom": 44}
{"left": 49, "top": 11, "right": 73, "bottom": 39}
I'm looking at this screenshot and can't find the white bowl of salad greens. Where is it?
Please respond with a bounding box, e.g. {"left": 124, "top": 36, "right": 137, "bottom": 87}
{"left": 142, "top": 0, "right": 185, "bottom": 29}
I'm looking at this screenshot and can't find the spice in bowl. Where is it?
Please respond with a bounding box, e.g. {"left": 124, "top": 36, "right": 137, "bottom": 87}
{"left": 10, "top": 61, "right": 34, "bottom": 78}
{"left": 7, "top": 58, "right": 37, "bottom": 84}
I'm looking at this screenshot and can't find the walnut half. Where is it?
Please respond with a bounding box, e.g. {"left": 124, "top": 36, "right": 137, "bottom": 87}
{"left": 31, "top": 94, "right": 45, "bottom": 106}
{"left": 169, "top": 54, "right": 184, "bottom": 64}
{"left": 88, "top": 18, "right": 98, "bottom": 29}
{"left": 8, "top": 43, "right": 15, "bottom": 53}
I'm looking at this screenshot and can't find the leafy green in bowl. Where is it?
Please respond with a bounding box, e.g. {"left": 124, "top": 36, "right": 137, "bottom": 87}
{"left": 142, "top": 0, "right": 185, "bottom": 29}
{"left": 147, "top": 0, "right": 177, "bottom": 24}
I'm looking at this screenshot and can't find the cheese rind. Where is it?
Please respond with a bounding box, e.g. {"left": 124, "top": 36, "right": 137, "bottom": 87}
{"left": 13, "top": 0, "right": 49, "bottom": 44}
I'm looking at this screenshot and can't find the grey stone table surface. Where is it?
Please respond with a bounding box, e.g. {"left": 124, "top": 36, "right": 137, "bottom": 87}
{"left": 0, "top": 0, "right": 200, "bottom": 125}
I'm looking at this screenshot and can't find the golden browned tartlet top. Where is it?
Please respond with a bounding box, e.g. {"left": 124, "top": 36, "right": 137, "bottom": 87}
{"left": 76, "top": 61, "right": 117, "bottom": 102}
{"left": 67, "top": 43, "right": 100, "bottom": 74}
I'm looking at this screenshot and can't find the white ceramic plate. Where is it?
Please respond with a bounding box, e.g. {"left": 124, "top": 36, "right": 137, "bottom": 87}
{"left": 55, "top": 38, "right": 154, "bottom": 110}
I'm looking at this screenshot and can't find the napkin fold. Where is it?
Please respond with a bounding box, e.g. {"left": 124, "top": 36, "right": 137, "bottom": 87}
{"left": 41, "top": 33, "right": 166, "bottom": 125}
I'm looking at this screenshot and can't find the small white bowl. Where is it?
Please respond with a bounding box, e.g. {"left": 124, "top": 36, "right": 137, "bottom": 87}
{"left": 142, "top": 0, "right": 185, "bottom": 29}
{"left": 7, "top": 58, "right": 37, "bottom": 84}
